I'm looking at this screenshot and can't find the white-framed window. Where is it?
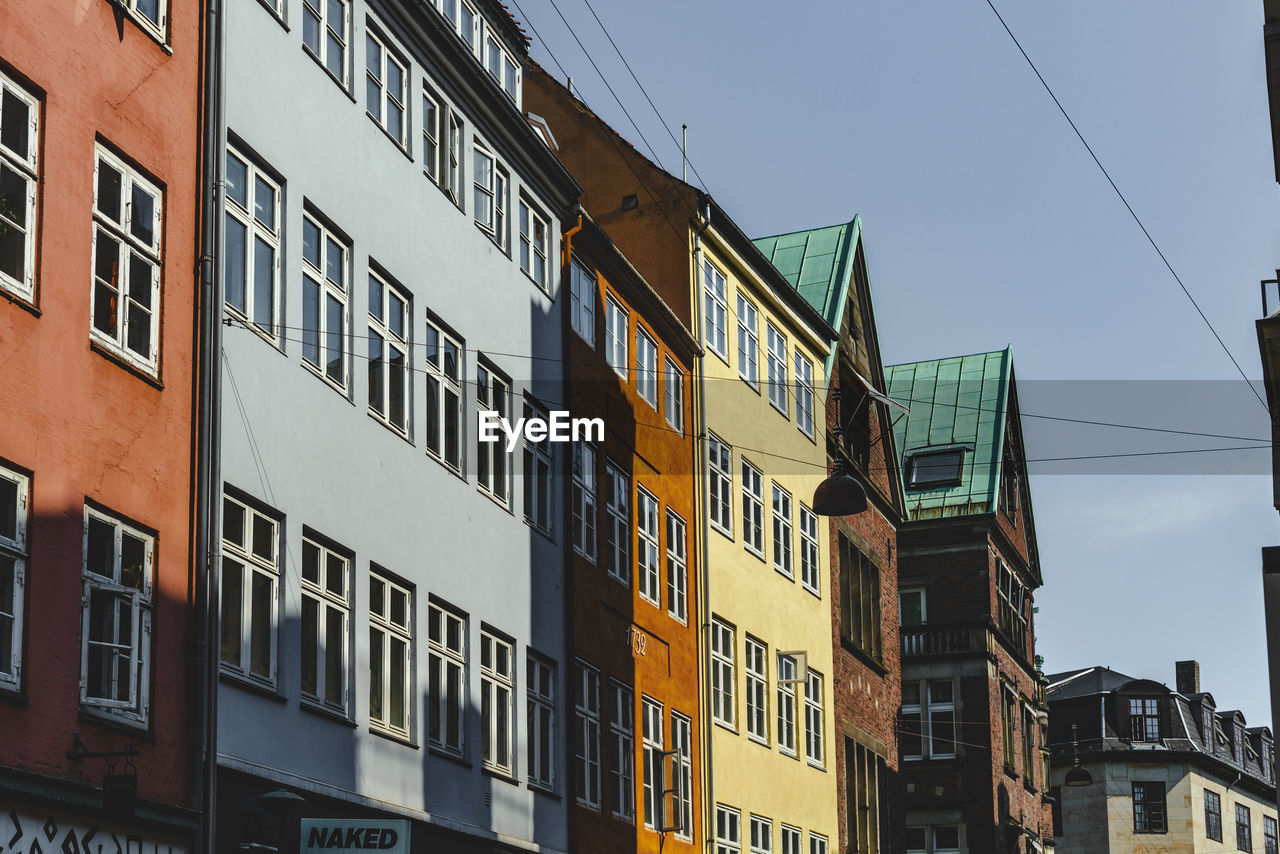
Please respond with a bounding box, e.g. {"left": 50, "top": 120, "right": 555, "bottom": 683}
{"left": 428, "top": 600, "right": 466, "bottom": 754}
{"left": 666, "top": 510, "right": 687, "bottom": 622}
{"left": 899, "top": 587, "right": 927, "bottom": 628}
{"left": 0, "top": 466, "right": 28, "bottom": 690}
{"left": 777, "top": 654, "right": 797, "bottom": 756}
{"left": 799, "top": 505, "right": 821, "bottom": 596}
{"left": 224, "top": 148, "right": 280, "bottom": 338}
{"left": 664, "top": 357, "right": 684, "bottom": 432}
{"left": 0, "top": 72, "right": 39, "bottom": 302}
{"left": 118, "top": 0, "right": 167, "bottom": 40}
{"left": 220, "top": 494, "right": 279, "bottom": 686}
{"left": 610, "top": 680, "right": 635, "bottom": 821}
{"left": 422, "top": 87, "right": 440, "bottom": 183}
{"left": 736, "top": 294, "right": 759, "bottom": 388}
{"left": 519, "top": 199, "right": 549, "bottom": 288}
{"left": 480, "top": 628, "right": 514, "bottom": 773}
{"left": 91, "top": 146, "right": 162, "bottom": 373}
{"left": 741, "top": 461, "right": 764, "bottom": 557}
{"left": 744, "top": 635, "right": 768, "bottom": 743}
{"left": 523, "top": 401, "right": 554, "bottom": 535}
{"left": 780, "top": 826, "right": 801, "bottom": 854}
{"left": 772, "top": 484, "right": 793, "bottom": 578}
{"left": 444, "top": 110, "right": 464, "bottom": 207}
{"left": 795, "top": 351, "right": 815, "bottom": 438}
{"left": 569, "top": 256, "right": 596, "bottom": 346}
{"left": 300, "top": 537, "right": 349, "bottom": 713}
{"left": 671, "top": 711, "right": 694, "bottom": 840}
{"left": 477, "top": 363, "right": 510, "bottom": 504}
{"left": 805, "top": 670, "right": 824, "bottom": 767}
{"left": 636, "top": 327, "right": 658, "bottom": 407}
{"left": 605, "top": 295, "right": 628, "bottom": 379}
{"left": 473, "top": 144, "right": 508, "bottom": 248}
{"left": 708, "top": 435, "right": 733, "bottom": 536}
{"left": 369, "top": 569, "right": 412, "bottom": 737}
{"left": 637, "top": 488, "right": 660, "bottom": 606}
{"left": 484, "top": 31, "right": 520, "bottom": 102}
{"left": 574, "top": 661, "right": 602, "bottom": 808}
{"left": 81, "top": 506, "right": 153, "bottom": 724}
{"left": 703, "top": 259, "right": 728, "bottom": 361}
{"left": 368, "top": 272, "right": 410, "bottom": 434}
{"left": 711, "top": 617, "right": 735, "bottom": 727}
{"left": 808, "top": 833, "right": 828, "bottom": 854}
{"left": 440, "top": 0, "right": 480, "bottom": 53}
{"left": 365, "top": 30, "right": 406, "bottom": 146}
{"left": 572, "top": 442, "right": 597, "bottom": 560}
{"left": 717, "top": 805, "right": 742, "bottom": 854}
{"left": 527, "top": 653, "right": 556, "bottom": 790}
{"left": 766, "top": 322, "right": 789, "bottom": 416}
{"left": 750, "top": 815, "right": 773, "bottom": 854}
{"left": 425, "top": 318, "right": 463, "bottom": 471}
{"left": 605, "top": 462, "right": 630, "bottom": 584}
{"left": 901, "top": 679, "right": 956, "bottom": 760}
{"left": 302, "top": 0, "right": 350, "bottom": 84}
{"left": 301, "top": 212, "right": 349, "bottom": 390}
{"left": 641, "top": 696, "right": 664, "bottom": 830}
{"left": 906, "top": 826, "right": 959, "bottom": 854}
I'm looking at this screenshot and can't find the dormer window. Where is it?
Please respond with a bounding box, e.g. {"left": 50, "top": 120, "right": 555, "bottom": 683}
{"left": 1202, "top": 707, "right": 1214, "bottom": 747}
{"left": 1129, "top": 697, "right": 1160, "bottom": 742}
{"left": 1234, "top": 725, "right": 1245, "bottom": 766}
{"left": 907, "top": 449, "right": 964, "bottom": 489}
{"left": 1264, "top": 746, "right": 1274, "bottom": 781}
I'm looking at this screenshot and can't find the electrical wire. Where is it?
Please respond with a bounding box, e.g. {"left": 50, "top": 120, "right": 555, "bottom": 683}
{"left": 981, "top": 0, "right": 1268, "bottom": 416}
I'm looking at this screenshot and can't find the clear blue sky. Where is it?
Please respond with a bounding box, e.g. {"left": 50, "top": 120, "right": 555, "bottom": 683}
{"left": 513, "top": 0, "right": 1280, "bottom": 725}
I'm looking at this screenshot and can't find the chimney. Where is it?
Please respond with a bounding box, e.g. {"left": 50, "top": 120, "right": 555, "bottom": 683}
{"left": 1176, "top": 660, "right": 1200, "bottom": 695}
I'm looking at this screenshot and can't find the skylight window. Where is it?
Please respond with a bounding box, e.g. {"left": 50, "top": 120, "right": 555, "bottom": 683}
{"left": 907, "top": 449, "right": 964, "bottom": 488}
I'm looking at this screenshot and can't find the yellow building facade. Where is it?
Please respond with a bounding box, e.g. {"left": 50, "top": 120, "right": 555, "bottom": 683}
{"left": 692, "top": 208, "right": 839, "bottom": 854}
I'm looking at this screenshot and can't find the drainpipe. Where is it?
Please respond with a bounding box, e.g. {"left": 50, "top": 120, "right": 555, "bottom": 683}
{"left": 193, "top": 0, "right": 226, "bottom": 848}
{"left": 692, "top": 200, "right": 713, "bottom": 851}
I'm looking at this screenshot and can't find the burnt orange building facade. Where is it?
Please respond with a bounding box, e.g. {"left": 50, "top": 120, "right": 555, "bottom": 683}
{"left": 562, "top": 212, "right": 702, "bottom": 853}
{"left": 0, "top": 0, "right": 202, "bottom": 846}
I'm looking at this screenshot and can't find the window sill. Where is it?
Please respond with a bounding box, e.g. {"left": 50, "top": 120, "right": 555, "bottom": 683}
{"left": 527, "top": 781, "right": 559, "bottom": 799}
{"left": 301, "top": 359, "right": 352, "bottom": 401}
{"left": 519, "top": 266, "right": 550, "bottom": 297}
{"left": 219, "top": 669, "right": 286, "bottom": 702}
{"left": 523, "top": 517, "right": 555, "bottom": 544}
{"left": 473, "top": 221, "right": 509, "bottom": 258}
{"left": 839, "top": 640, "right": 888, "bottom": 677}
{"left": 806, "top": 760, "right": 826, "bottom": 772}
{"left": 482, "top": 766, "right": 520, "bottom": 787}
{"left": 710, "top": 521, "right": 734, "bottom": 543}
{"left": 301, "top": 44, "right": 355, "bottom": 103}
{"left": 370, "top": 725, "right": 418, "bottom": 748}
{"left": 747, "top": 734, "right": 771, "bottom": 749}
{"left": 770, "top": 401, "right": 790, "bottom": 421}
{"left": 369, "top": 409, "right": 415, "bottom": 447}
{"left": 779, "top": 749, "right": 800, "bottom": 761}
{"left": 0, "top": 683, "right": 27, "bottom": 705}
{"left": 774, "top": 566, "right": 795, "bottom": 582}
{"left": 1003, "top": 764, "right": 1019, "bottom": 781}
{"left": 299, "top": 700, "right": 356, "bottom": 727}
{"left": 253, "top": 0, "right": 288, "bottom": 29}
{"left": 225, "top": 311, "right": 287, "bottom": 354}
{"left": 572, "top": 544, "right": 597, "bottom": 566}
{"left": 425, "top": 449, "right": 467, "bottom": 484}
{"left": 90, "top": 339, "right": 163, "bottom": 389}
{"left": 745, "top": 545, "right": 766, "bottom": 563}
{"left": 712, "top": 719, "right": 739, "bottom": 736}
{"left": 0, "top": 283, "right": 40, "bottom": 317}
{"left": 740, "top": 375, "right": 762, "bottom": 396}
{"left": 366, "top": 113, "right": 414, "bottom": 162}
{"left": 477, "top": 486, "right": 513, "bottom": 515}
{"left": 79, "top": 706, "right": 153, "bottom": 739}
{"left": 802, "top": 583, "right": 821, "bottom": 600}
{"left": 108, "top": 1, "right": 172, "bottom": 53}
{"left": 428, "top": 744, "right": 470, "bottom": 768}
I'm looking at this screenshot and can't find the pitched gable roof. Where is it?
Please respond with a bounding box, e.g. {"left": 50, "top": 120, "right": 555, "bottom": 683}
{"left": 752, "top": 218, "right": 860, "bottom": 333}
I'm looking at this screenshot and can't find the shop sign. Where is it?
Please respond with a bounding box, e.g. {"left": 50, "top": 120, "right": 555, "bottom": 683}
{"left": 300, "top": 819, "right": 409, "bottom": 854}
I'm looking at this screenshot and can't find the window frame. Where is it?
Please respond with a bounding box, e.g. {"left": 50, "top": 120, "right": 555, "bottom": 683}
{"left": 666, "top": 509, "right": 688, "bottom": 623}
{"left": 1239, "top": 803, "right": 1254, "bottom": 852}
{"left": 1263, "top": 814, "right": 1276, "bottom": 854}
{"left": 0, "top": 465, "right": 28, "bottom": 691}
{"left": 1132, "top": 781, "right": 1167, "bottom": 834}
{"left": 741, "top": 460, "right": 764, "bottom": 558}
{"left": 223, "top": 147, "right": 281, "bottom": 341}
{"left": 805, "top": 670, "right": 824, "bottom": 767}
{"left": 574, "top": 661, "right": 602, "bottom": 808}
{"left": 476, "top": 362, "right": 511, "bottom": 505}
{"left": 80, "top": 505, "right": 154, "bottom": 726}
{"left": 838, "top": 535, "right": 883, "bottom": 663}
{"left": 572, "top": 442, "right": 598, "bottom": 561}
{"left": 518, "top": 199, "right": 550, "bottom": 289}
{"left": 526, "top": 652, "right": 556, "bottom": 791}
{"left": 522, "top": 400, "right": 555, "bottom": 536}
{"left": 780, "top": 825, "right": 801, "bottom": 854}
{"left": 664, "top": 356, "right": 684, "bottom": 432}
{"left": 424, "top": 316, "right": 464, "bottom": 472}
{"left": 708, "top": 435, "right": 733, "bottom": 536}
{"left": 771, "top": 483, "right": 793, "bottom": 579}
{"left": 641, "top": 696, "right": 664, "bottom": 830}
{"left": 671, "top": 711, "right": 694, "bottom": 841}
{"left": 605, "top": 294, "right": 628, "bottom": 379}
{"left": 116, "top": 0, "right": 168, "bottom": 42}
{"left": 703, "top": 259, "right": 728, "bottom": 362}
{"left": 776, "top": 654, "right": 797, "bottom": 757}
{"left": 219, "top": 494, "right": 280, "bottom": 688}
{"left": 422, "top": 86, "right": 441, "bottom": 184}
{"left": 795, "top": 350, "right": 815, "bottom": 439}
{"left": 472, "top": 142, "right": 508, "bottom": 249}
{"left": 610, "top": 680, "right": 636, "bottom": 821}
{"left": 907, "top": 449, "right": 965, "bottom": 489}
{"left": 604, "top": 462, "right": 630, "bottom": 585}
{"left": 736, "top": 293, "right": 759, "bottom": 388}
{"left": 365, "top": 28, "right": 408, "bottom": 148}
{"left": 744, "top": 635, "right": 768, "bottom": 744}
{"left": 569, "top": 255, "right": 596, "bottom": 347}
{"left": 766, "top": 322, "right": 789, "bottom": 417}
{"left": 480, "top": 627, "right": 515, "bottom": 774}
{"left": 300, "top": 211, "right": 350, "bottom": 392}
{"left": 299, "top": 535, "right": 350, "bottom": 715}
{"left": 368, "top": 569, "right": 413, "bottom": 738}
{"left": 1206, "top": 790, "right": 1223, "bottom": 842}
{"left": 91, "top": 145, "right": 163, "bottom": 375}
{"left": 0, "top": 71, "right": 40, "bottom": 303}
{"left": 799, "top": 504, "right": 820, "bottom": 596}
{"left": 711, "top": 618, "right": 736, "bottom": 728}
{"left": 483, "top": 29, "right": 520, "bottom": 103}
{"left": 1128, "top": 696, "right": 1161, "bottom": 743}
{"left": 302, "top": 0, "right": 351, "bottom": 86}
{"left": 636, "top": 326, "right": 658, "bottom": 407}
{"left": 637, "top": 487, "right": 661, "bottom": 606}
{"left": 367, "top": 271, "right": 411, "bottom": 435}
{"left": 428, "top": 600, "right": 466, "bottom": 755}
{"left": 716, "top": 805, "right": 742, "bottom": 854}
{"left": 749, "top": 815, "right": 772, "bottom": 854}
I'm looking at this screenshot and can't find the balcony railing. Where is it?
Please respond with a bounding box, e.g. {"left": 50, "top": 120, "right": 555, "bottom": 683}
{"left": 900, "top": 623, "right": 992, "bottom": 658}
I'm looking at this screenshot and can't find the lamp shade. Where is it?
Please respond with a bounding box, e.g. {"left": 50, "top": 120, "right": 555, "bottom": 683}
{"left": 1064, "top": 765, "right": 1093, "bottom": 787}
{"left": 813, "top": 471, "right": 867, "bottom": 516}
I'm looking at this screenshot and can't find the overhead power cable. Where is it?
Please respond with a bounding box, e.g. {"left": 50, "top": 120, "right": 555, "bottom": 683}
{"left": 981, "top": 0, "right": 1268, "bottom": 415}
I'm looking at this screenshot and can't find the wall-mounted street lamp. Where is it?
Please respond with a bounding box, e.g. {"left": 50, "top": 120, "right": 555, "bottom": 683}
{"left": 1064, "top": 724, "right": 1094, "bottom": 787}
{"left": 813, "top": 389, "right": 867, "bottom": 516}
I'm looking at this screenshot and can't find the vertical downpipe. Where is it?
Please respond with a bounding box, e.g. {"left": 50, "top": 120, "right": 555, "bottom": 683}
{"left": 692, "top": 201, "right": 712, "bottom": 852}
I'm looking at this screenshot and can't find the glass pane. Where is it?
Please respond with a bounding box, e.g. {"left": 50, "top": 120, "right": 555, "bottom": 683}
{"left": 0, "top": 162, "right": 27, "bottom": 229}
{"left": 120, "top": 533, "right": 145, "bottom": 590}
{"left": 253, "top": 176, "right": 274, "bottom": 227}
{"left": 301, "top": 597, "right": 318, "bottom": 694}
{"left": 387, "top": 59, "right": 402, "bottom": 95}
{"left": 302, "top": 218, "right": 321, "bottom": 267}
{"left": 428, "top": 656, "right": 441, "bottom": 741}
{"left": 443, "top": 339, "right": 459, "bottom": 379}
{"left": 326, "top": 552, "right": 345, "bottom": 595}
{"left": 325, "top": 293, "right": 344, "bottom": 382}
{"left": 130, "top": 184, "right": 155, "bottom": 246}
{"left": 97, "top": 162, "right": 122, "bottom": 221}
{"left": 303, "top": 277, "right": 320, "bottom": 365}
{"left": 901, "top": 711, "right": 922, "bottom": 756}
{"left": 446, "top": 662, "right": 460, "bottom": 746}
{"left": 388, "top": 346, "right": 405, "bottom": 428}
{"left": 224, "top": 214, "right": 247, "bottom": 313}
{"left": 368, "top": 274, "right": 382, "bottom": 319}
{"left": 388, "top": 293, "right": 405, "bottom": 339}
{"left": 1, "top": 90, "right": 30, "bottom": 161}
{"left": 390, "top": 588, "right": 406, "bottom": 627}
{"left": 0, "top": 171, "right": 25, "bottom": 282}
{"left": 369, "top": 576, "right": 385, "bottom": 618}
{"left": 126, "top": 269, "right": 153, "bottom": 356}
{"left": 225, "top": 153, "right": 248, "bottom": 208}
{"left": 219, "top": 558, "right": 242, "bottom": 665}
{"left": 326, "top": 34, "right": 344, "bottom": 79}
{"left": 445, "top": 614, "right": 460, "bottom": 652}
{"left": 87, "top": 517, "right": 115, "bottom": 578}
{"left": 930, "top": 709, "right": 954, "bottom": 755}
{"left": 325, "top": 237, "right": 344, "bottom": 287}
{"left": 135, "top": 0, "right": 160, "bottom": 25}
{"left": 302, "top": 540, "right": 320, "bottom": 583}
{"left": 426, "top": 376, "right": 440, "bottom": 452}
{"left": 251, "top": 512, "right": 273, "bottom": 561}
{"left": 327, "top": 0, "right": 343, "bottom": 32}
{"left": 366, "top": 75, "right": 381, "bottom": 119}
{"left": 444, "top": 389, "right": 460, "bottom": 467}
{"left": 481, "top": 687, "right": 491, "bottom": 759}
{"left": 365, "top": 34, "right": 380, "bottom": 80}
{"left": 303, "top": 5, "right": 320, "bottom": 51}
{"left": 253, "top": 237, "right": 275, "bottom": 330}
{"left": 0, "top": 477, "right": 15, "bottom": 541}
{"left": 369, "top": 627, "right": 383, "bottom": 721}
{"left": 249, "top": 571, "right": 272, "bottom": 678}
{"left": 387, "top": 103, "right": 402, "bottom": 142}
{"left": 390, "top": 636, "right": 406, "bottom": 728}
{"left": 368, "top": 331, "right": 384, "bottom": 415}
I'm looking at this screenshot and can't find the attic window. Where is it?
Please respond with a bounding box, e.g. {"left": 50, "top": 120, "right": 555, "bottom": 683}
{"left": 907, "top": 449, "right": 964, "bottom": 488}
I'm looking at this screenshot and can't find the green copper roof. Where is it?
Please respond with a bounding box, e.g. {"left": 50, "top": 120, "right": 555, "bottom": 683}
{"left": 884, "top": 348, "right": 1012, "bottom": 519}
{"left": 752, "top": 218, "right": 860, "bottom": 331}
